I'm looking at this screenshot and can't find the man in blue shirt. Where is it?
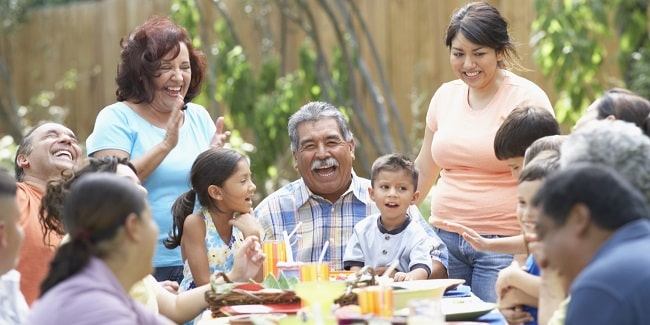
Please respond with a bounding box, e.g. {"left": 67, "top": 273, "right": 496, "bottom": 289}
{"left": 533, "top": 163, "right": 650, "bottom": 325}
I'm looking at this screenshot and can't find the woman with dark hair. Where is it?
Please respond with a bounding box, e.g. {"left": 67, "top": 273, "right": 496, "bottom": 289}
{"left": 573, "top": 88, "right": 650, "bottom": 135}
{"left": 86, "top": 16, "right": 230, "bottom": 283}
{"left": 414, "top": 2, "right": 554, "bottom": 302}
{"left": 27, "top": 173, "right": 174, "bottom": 323}
{"left": 38, "top": 156, "right": 264, "bottom": 324}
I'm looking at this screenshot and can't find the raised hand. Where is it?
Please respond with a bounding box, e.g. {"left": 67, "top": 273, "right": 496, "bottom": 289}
{"left": 210, "top": 116, "right": 232, "bottom": 148}
{"left": 162, "top": 95, "right": 185, "bottom": 150}
{"left": 435, "top": 220, "right": 489, "bottom": 251}
{"left": 228, "top": 236, "right": 265, "bottom": 282}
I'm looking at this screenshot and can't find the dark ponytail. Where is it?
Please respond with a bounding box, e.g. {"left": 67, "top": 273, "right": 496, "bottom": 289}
{"left": 164, "top": 189, "right": 196, "bottom": 249}
{"left": 40, "top": 239, "right": 92, "bottom": 295}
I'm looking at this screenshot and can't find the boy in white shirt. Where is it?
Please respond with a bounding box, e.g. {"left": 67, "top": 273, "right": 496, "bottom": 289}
{"left": 343, "top": 154, "right": 435, "bottom": 281}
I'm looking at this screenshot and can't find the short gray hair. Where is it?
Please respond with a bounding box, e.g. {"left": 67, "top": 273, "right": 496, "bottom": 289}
{"left": 560, "top": 119, "right": 650, "bottom": 202}
{"left": 287, "top": 101, "right": 353, "bottom": 152}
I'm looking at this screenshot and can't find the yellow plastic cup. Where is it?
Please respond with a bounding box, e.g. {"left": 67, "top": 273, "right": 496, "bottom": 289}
{"left": 357, "top": 286, "right": 393, "bottom": 318}
{"left": 262, "top": 240, "right": 287, "bottom": 278}
{"left": 299, "top": 262, "right": 330, "bottom": 282}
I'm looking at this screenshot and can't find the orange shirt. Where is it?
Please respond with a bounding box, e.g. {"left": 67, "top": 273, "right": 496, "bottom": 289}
{"left": 16, "top": 182, "right": 62, "bottom": 305}
{"left": 427, "top": 70, "right": 554, "bottom": 236}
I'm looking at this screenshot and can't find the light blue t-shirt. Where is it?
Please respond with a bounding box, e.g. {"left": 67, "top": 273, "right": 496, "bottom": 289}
{"left": 86, "top": 102, "right": 216, "bottom": 267}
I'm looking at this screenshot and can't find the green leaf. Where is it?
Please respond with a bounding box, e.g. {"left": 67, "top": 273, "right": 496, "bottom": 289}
{"left": 262, "top": 273, "right": 281, "bottom": 289}
{"left": 287, "top": 276, "right": 300, "bottom": 290}
{"left": 277, "top": 272, "right": 290, "bottom": 290}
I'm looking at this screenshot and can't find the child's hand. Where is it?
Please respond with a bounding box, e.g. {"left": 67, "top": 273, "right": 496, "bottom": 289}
{"left": 393, "top": 271, "right": 409, "bottom": 282}
{"left": 499, "top": 286, "right": 535, "bottom": 308}
{"left": 499, "top": 304, "right": 534, "bottom": 324}
{"left": 374, "top": 265, "right": 397, "bottom": 278}
{"left": 435, "top": 220, "right": 489, "bottom": 251}
{"left": 229, "top": 209, "right": 264, "bottom": 239}
{"left": 158, "top": 280, "right": 179, "bottom": 294}
{"left": 229, "top": 236, "right": 265, "bottom": 282}
{"left": 393, "top": 269, "right": 428, "bottom": 282}
{"left": 495, "top": 261, "right": 523, "bottom": 297}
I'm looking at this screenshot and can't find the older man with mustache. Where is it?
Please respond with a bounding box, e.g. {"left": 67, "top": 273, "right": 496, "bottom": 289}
{"left": 255, "top": 102, "right": 448, "bottom": 277}
{"left": 13, "top": 122, "right": 82, "bottom": 305}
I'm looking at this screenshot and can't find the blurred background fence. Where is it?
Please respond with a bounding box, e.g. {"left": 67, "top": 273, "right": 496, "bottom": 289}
{"left": 3, "top": 0, "right": 566, "bottom": 139}
{"left": 1, "top": 0, "right": 628, "bottom": 195}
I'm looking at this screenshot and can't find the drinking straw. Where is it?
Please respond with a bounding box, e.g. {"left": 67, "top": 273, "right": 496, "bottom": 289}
{"left": 318, "top": 240, "right": 330, "bottom": 265}
{"left": 283, "top": 230, "right": 294, "bottom": 263}
{"left": 317, "top": 240, "right": 330, "bottom": 281}
{"left": 288, "top": 222, "right": 302, "bottom": 241}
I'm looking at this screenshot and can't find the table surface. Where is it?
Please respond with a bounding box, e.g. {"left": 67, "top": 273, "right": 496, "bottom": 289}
{"left": 196, "top": 283, "right": 507, "bottom": 325}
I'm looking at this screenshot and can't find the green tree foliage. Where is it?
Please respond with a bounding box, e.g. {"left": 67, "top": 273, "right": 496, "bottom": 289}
{"left": 531, "top": 0, "right": 650, "bottom": 124}
{"left": 0, "top": 0, "right": 82, "bottom": 173}
{"left": 171, "top": 0, "right": 374, "bottom": 196}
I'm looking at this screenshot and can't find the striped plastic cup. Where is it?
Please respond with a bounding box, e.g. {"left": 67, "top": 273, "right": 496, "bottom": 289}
{"left": 262, "top": 240, "right": 287, "bottom": 278}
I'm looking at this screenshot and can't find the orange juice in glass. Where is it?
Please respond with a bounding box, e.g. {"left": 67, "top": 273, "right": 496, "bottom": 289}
{"left": 299, "top": 262, "right": 330, "bottom": 282}
{"left": 357, "top": 286, "right": 393, "bottom": 318}
{"left": 263, "top": 240, "right": 287, "bottom": 278}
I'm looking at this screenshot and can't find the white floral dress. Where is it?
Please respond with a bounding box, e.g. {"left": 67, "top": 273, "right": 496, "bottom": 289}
{"left": 179, "top": 208, "right": 244, "bottom": 291}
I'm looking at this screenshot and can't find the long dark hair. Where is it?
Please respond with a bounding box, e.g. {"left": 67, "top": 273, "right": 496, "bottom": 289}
{"left": 115, "top": 16, "right": 206, "bottom": 104}
{"left": 40, "top": 156, "right": 136, "bottom": 246}
{"left": 164, "top": 148, "right": 245, "bottom": 249}
{"left": 40, "top": 173, "right": 147, "bottom": 295}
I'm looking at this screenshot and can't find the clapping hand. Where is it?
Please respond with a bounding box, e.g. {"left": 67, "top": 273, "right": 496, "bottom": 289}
{"left": 162, "top": 95, "right": 186, "bottom": 150}
{"left": 210, "top": 116, "right": 231, "bottom": 148}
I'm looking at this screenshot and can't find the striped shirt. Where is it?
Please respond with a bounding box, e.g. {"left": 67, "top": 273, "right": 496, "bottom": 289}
{"left": 254, "top": 172, "right": 448, "bottom": 270}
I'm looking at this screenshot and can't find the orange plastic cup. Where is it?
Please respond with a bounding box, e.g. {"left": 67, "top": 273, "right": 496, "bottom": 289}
{"left": 262, "top": 240, "right": 287, "bottom": 278}
{"left": 299, "top": 262, "right": 330, "bottom": 282}
{"left": 357, "top": 286, "right": 393, "bottom": 317}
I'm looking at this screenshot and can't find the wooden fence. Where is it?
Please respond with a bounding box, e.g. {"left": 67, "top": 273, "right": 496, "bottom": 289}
{"left": 3, "top": 0, "right": 615, "bottom": 150}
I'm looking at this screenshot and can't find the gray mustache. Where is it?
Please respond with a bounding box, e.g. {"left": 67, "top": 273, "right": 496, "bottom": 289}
{"left": 311, "top": 158, "right": 339, "bottom": 170}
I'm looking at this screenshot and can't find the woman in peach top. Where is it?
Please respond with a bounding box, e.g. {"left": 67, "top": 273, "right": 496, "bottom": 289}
{"left": 414, "top": 2, "right": 553, "bottom": 302}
